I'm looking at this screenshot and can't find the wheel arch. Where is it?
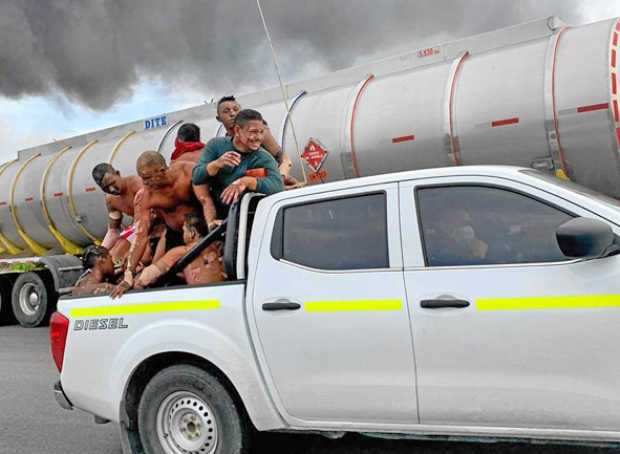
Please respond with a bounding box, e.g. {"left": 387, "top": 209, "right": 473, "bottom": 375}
{"left": 110, "top": 317, "right": 285, "bottom": 437}
{"left": 121, "top": 352, "right": 250, "bottom": 431}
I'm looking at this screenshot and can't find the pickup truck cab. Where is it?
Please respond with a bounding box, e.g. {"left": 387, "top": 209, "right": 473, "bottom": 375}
{"left": 51, "top": 166, "right": 620, "bottom": 454}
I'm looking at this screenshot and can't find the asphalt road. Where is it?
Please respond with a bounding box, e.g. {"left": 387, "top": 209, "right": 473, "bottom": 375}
{"left": 0, "top": 324, "right": 616, "bottom": 454}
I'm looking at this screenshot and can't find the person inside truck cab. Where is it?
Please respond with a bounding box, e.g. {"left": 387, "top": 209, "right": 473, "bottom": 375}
{"left": 92, "top": 163, "right": 143, "bottom": 254}
{"left": 192, "top": 109, "right": 284, "bottom": 227}
{"left": 425, "top": 208, "right": 490, "bottom": 266}
{"left": 170, "top": 123, "right": 204, "bottom": 163}
{"left": 216, "top": 95, "right": 299, "bottom": 189}
{"left": 133, "top": 212, "right": 225, "bottom": 289}
{"left": 71, "top": 245, "right": 120, "bottom": 296}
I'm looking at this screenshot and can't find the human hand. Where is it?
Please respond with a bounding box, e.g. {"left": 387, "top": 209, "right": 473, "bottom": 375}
{"left": 110, "top": 280, "right": 131, "bottom": 299}
{"left": 93, "top": 284, "right": 113, "bottom": 296}
{"left": 214, "top": 151, "right": 241, "bottom": 170}
{"left": 208, "top": 219, "right": 223, "bottom": 232}
{"left": 111, "top": 270, "right": 134, "bottom": 299}
{"left": 221, "top": 178, "right": 249, "bottom": 205}
{"left": 282, "top": 175, "right": 302, "bottom": 190}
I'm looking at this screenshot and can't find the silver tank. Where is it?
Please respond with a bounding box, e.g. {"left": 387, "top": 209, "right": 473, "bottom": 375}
{"left": 1, "top": 15, "right": 619, "bottom": 257}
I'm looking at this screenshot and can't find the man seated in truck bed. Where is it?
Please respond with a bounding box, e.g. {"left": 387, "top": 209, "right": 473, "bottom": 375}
{"left": 215, "top": 96, "right": 301, "bottom": 190}
{"left": 71, "top": 245, "right": 121, "bottom": 296}
{"left": 192, "top": 109, "right": 284, "bottom": 227}
{"left": 132, "top": 212, "right": 225, "bottom": 290}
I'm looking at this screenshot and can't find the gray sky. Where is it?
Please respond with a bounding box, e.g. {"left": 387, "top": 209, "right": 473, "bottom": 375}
{"left": 1, "top": 0, "right": 619, "bottom": 155}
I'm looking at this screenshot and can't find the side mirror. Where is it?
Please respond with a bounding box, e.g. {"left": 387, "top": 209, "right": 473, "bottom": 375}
{"left": 556, "top": 217, "right": 614, "bottom": 259}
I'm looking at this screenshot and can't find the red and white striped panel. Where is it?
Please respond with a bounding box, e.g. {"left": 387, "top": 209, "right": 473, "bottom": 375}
{"left": 611, "top": 20, "right": 620, "bottom": 148}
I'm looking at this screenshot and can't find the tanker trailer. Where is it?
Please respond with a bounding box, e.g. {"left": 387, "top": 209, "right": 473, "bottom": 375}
{"left": 1, "top": 15, "right": 619, "bottom": 327}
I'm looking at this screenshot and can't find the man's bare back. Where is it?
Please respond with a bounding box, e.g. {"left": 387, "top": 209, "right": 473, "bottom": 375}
{"left": 173, "top": 150, "right": 202, "bottom": 164}
{"left": 184, "top": 241, "right": 225, "bottom": 284}
{"left": 157, "top": 241, "right": 225, "bottom": 285}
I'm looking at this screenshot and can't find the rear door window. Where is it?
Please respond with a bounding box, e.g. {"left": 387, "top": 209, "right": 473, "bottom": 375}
{"left": 271, "top": 193, "right": 389, "bottom": 270}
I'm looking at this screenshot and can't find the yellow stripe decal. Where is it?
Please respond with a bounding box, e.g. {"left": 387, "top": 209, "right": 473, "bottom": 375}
{"left": 305, "top": 299, "right": 402, "bottom": 313}
{"left": 476, "top": 295, "right": 620, "bottom": 311}
{"left": 70, "top": 299, "right": 220, "bottom": 318}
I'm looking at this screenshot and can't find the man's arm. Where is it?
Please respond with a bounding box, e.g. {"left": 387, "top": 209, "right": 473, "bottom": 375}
{"left": 106, "top": 196, "right": 123, "bottom": 229}
{"left": 72, "top": 279, "right": 115, "bottom": 297}
{"left": 193, "top": 184, "right": 219, "bottom": 228}
{"left": 220, "top": 152, "right": 284, "bottom": 204}
{"left": 101, "top": 196, "right": 122, "bottom": 249}
{"left": 192, "top": 140, "right": 222, "bottom": 184}
{"left": 261, "top": 127, "right": 283, "bottom": 164}
{"left": 220, "top": 176, "right": 257, "bottom": 205}
{"left": 134, "top": 246, "right": 187, "bottom": 288}
{"left": 278, "top": 152, "right": 292, "bottom": 178}
{"left": 111, "top": 190, "right": 151, "bottom": 299}
{"left": 192, "top": 148, "right": 241, "bottom": 184}
{"left": 254, "top": 153, "right": 285, "bottom": 195}
{"left": 262, "top": 126, "right": 295, "bottom": 178}
{"left": 192, "top": 139, "right": 240, "bottom": 224}
{"left": 151, "top": 225, "right": 168, "bottom": 263}
{"left": 125, "top": 190, "right": 151, "bottom": 274}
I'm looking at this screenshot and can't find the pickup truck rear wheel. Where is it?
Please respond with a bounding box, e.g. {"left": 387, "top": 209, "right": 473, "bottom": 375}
{"left": 138, "top": 364, "right": 250, "bottom": 454}
{"left": 11, "top": 272, "right": 56, "bottom": 328}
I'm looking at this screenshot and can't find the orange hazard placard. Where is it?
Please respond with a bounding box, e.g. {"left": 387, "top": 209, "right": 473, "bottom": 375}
{"left": 301, "top": 138, "right": 328, "bottom": 173}
{"left": 308, "top": 169, "right": 328, "bottom": 183}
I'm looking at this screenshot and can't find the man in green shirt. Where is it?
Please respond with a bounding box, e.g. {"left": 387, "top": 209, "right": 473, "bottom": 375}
{"left": 192, "top": 109, "right": 284, "bottom": 226}
{"left": 216, "top": 95, "right": 300, "bottom": 189}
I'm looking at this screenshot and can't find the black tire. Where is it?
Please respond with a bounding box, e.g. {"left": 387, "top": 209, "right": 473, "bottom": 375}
{"left": 11, "top": 272, "right": 57, "bottom": 328}
{"left": 0, "top": 276, "right": 15, "bottom": 325}
{"left": 138, "top": 364, "right": 250, "bottom": 454}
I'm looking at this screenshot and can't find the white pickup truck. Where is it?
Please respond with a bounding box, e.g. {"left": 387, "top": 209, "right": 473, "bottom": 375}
{"left": 51, "top": 166, "right": 620, "bottom": 454}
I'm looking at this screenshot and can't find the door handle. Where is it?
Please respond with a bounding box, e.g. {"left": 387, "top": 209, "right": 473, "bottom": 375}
{"left": 262, "top": 300, "right": 302, "bottom": 311}
{"left": 420, "top": 299, "right": 470, "bottom": 309}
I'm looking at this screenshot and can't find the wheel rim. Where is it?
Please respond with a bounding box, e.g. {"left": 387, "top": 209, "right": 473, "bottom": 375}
{"left": 18, "top": 283, "right": 41, "bottom": 317}
{"left": 156, "top": 391, "right": 218, "bottom": 454}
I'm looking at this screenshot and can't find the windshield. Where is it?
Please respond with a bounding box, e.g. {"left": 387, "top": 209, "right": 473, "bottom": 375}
{"left": 520, "top": 169, "right": 620, "bottom": 210}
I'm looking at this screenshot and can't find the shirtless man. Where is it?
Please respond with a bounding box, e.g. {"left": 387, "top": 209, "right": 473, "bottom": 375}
{"left": 170, "top": 123, "right": 205, "bottom": 163}
{"left": 111, "top": 151, "right": 217, "bottom": 298}
{"left": 92, "top": 163, "right": 143, "bottom": 253}
{"left": 216, "top": 95, "right": 298, "bottom": 186}
{"left": 71, "top": 245, "right": 119, "bottom": 296}
{"left": 134, "top": 212, "right": 225, "bottom": 289}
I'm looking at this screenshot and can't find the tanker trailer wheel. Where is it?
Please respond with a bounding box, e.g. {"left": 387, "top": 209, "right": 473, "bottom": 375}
{"left": 138, "top": 364, "right": 250, "bottom": 454}
{"left": 11, "top": 272, "right": 56, "bottom": 328}
{"left": 0, "top": 276, "right": 15, "bottom": 325}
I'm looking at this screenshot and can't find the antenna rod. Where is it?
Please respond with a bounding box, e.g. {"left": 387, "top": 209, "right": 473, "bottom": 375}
{"left": 255, "top": 0, "right": 307, "bottom": 184}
